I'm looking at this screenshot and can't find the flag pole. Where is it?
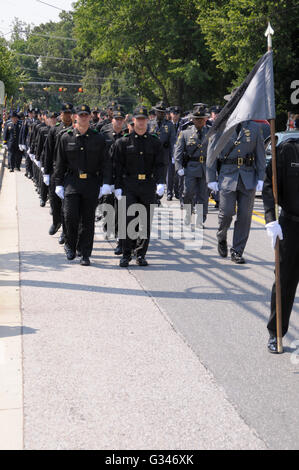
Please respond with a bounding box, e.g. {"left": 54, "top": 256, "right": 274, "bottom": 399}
{"left": 265, "top": 22, "right": 283, "bottom": 353}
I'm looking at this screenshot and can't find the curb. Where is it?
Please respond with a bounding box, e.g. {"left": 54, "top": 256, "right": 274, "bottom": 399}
{"left": 0, "top": 147, "right": 6, "bottom": 192}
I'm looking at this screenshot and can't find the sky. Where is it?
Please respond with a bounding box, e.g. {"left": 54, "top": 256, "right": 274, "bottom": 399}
{"left": 0, "top": 0, "right": 75, "bottom": 38}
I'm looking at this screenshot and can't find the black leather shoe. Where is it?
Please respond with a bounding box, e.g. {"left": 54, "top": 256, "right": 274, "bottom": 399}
{"left": 58, "top": 233, "right": 65, "bottom": 245}
{"left": 40, "top": 199, "right": 46, "bottom": 207}
{"left": 80, "top": 256, "right": 90, "bottom": 266}
{"left": 218, "top": 240, "right": 228, "bottom": 258}
{"left": 167, "top": 195, "right": 172, "bottom": 201}
{"left": 49, "top": 223, "right": 61, "bottom": 235}
{"left": 64, "top": 245, "right": 76, "bottom": 260}
{"left": 9, "top": 168, "right": 14, "bottom": 172}
{"left": 136, "top": 256, "right": 148, "bottom": 266}
{"left": 231, "top": 250, "right": 245, "bottom": 264}
{"left": 267, "top": 335, "right": 283, "bottom": 354}
{"left": 119, "top": 256, "right": 132, "bottom": 267}
{"left": 114, "top": 244, "right": 123, "bottom": 256}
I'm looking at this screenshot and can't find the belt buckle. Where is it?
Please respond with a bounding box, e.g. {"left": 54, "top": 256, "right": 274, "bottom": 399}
{"left": 237, "top": 157, "right": 243, "bottom": 167}
{"left": 199, "top": 156, "right": 204, "bottom": 164}
{"left": 79, "top": 173, "right": 87, "bottom": 179}
{"left": 138, "top": 174, "right": 146, "bottom": 180}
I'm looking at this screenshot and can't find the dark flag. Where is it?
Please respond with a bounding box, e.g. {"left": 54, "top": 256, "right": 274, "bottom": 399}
{"left": 207, "top": 51, "right": 275, "bottom": 164}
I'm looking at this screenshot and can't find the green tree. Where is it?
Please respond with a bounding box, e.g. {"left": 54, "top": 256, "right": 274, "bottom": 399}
{"left": 73, "top": 0, "right": 231, "bottom": 108}
{"left": 197, "top": 0, "right": 299, "bottom": 128}
{"left": 0, "top": 37, "right": 21, "bottom": 98}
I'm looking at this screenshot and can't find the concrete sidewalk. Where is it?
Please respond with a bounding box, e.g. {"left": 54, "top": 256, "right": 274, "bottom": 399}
{"left": 0, "top": 167, "right": 267, "bottom": 450}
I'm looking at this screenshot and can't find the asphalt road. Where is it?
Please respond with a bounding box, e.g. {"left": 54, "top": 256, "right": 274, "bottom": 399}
{"left": 2, "top": 165, "right": 298, "bottom": 450}
{"left": 115, "top": 198, "right": 299, "bottom": 450}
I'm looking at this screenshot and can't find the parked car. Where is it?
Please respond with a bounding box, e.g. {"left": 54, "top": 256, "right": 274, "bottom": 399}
{"left": 264, "top": 131, "right": 299, "bottom": 163}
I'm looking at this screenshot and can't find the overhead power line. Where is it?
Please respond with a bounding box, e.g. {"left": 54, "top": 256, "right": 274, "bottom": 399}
{"left": 14, "top": 52, "right": 73, "bottom": 61}
{"left": 21, "top": 31, "right": 77, "bottom": 41}
{"left": 36, "top": 0, "right": 65, "bottom": 11}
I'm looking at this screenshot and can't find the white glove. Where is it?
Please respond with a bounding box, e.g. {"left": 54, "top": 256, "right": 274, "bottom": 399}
{"left": 115, "top": 188, "right": 122, "bottom": 201}
{"left": 19, "top": 144, "right": 23, "bottom": 151}
{"left": 177, "top": 168, "right": 184, "bottom": 176}
{"left": 41, "top": 167, "right": 44, "bottom": 174}
{"left": 3, "top": 144, "right": 8, "bottom": 150}
{"left": 265, "top": 221, "right": 283, "bottom": 250}
{"left": 27, "top": 149, "right": 31, "bottom": 155}
{"left": 256, "top": 180, "right": 264, "bottom": 192}
{"left": 98, "top": 186, "right": 103, "bottom": 199}
{"left": 55, "top": 186, "right": 64, "bottom": 199}
{"left": 208, "top": 182, "right": 219, "bottom": 192}
{"left": 172, "top": 157, "right": 175, "bottom": 164}
{"left": 22, "top": 145, "right": 27, "bottom": 151}
{"left": 36, "top": 160, "right": 41, "bottom": 168}
{"left": 156, "top": 184, "right": 165, "bottom": 197}
{"left": 110, "top": 185, "right": 115, "bottom": 193}
{"left": 43, "top": 175, "right": 50, "bottom": 186}
{"left": 30, "top": 154, "right": 35, "bottom": 161}
{"left": 102, "top": 184, "right": 112, "bottom": 195}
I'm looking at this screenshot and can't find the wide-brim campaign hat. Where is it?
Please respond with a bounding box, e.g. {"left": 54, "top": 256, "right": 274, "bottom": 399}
{"left": 190, "top": 105, "right": 210, "bottom": 119}
{"left": 133, "top": 106, "right": 148, "bottom": 118}
{"left": 224, "top": 87, "right": 238, "bottom": 102}
{"left": 193, "top": 102, "right": 209, "bottom": 108}
{"left": 153, "top": 101, "right": 167, "bottom": 112}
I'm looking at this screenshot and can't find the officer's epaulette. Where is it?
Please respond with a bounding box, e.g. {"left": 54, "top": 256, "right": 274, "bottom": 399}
{"left": 55, "top": 122, "right": 60, "bottom": 127}
{"left": 123, "top": 133, "right": 129, "bottom": 137}
{"left": 67, "top": 129, "right": 74, "bottom": 134}
{"left": 91, "top": 128, "right": 99, "bottom": 134}
{"left": 151, "top": 133, "right": 159, "bottom": 139}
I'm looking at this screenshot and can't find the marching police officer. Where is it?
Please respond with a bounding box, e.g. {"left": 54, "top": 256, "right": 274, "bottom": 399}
{"left": 55, "top": 105, "right": 108, "bottom": 266}
{"left": 44, "top": 103, "right": 74, "bottom": 238}
{"left": 148, "top": 101, "right": 176, "bottom": 198}
{"left": 112, "top": 106, "right": 165, "bottom": 267}
{"left": 207, "top": 118, "right": 265, "bottom": 264}
{"left": 3, "top": 111, "right": 23, "bottom": 172}
{"left": 96, "top": 101, "right": 118, "bottom": 132}
{"left": 262, "top": 137, "right": 299, "bottom": 353}
{"left": 174, "top": 105, "right": 210, "bottom": 226}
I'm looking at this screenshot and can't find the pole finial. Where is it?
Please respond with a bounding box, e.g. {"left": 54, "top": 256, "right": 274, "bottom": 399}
{"left": 265, "top": 22, "right": 274, "bottom": 50}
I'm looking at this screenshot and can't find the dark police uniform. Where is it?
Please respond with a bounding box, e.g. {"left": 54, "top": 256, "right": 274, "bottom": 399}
{"left": 148, "top": 102, "right": 176, "bottom": 191}
{"left": 262, "top": 137, "right": 299, "bottom": 351}
{"left": 112, "top": 106, "right": 165, "bottom": 266}
{"left": 55, "top": 105, "right": 107, "bottom": 263}
{"left": 44, "top": 104, "right": 73, "bottom": 234}
{"left": 3, "top": 113, "right": 23, "bottom": 171}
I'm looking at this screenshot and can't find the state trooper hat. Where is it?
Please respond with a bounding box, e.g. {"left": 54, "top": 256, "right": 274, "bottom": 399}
{"left": 224, "top": 87, "right": 238, "bottom": 102}
{"left": 11, "top": 111, "right": 18, "bottom": 118}
{"left": 193, "top": 102, "right": 209, "bottom": 108}
{"left": 75, "top": 104, "right": 91, "bottom": 115}
{"left": 153, "top": 101, "right": 167, "bottom": 112}
{"left": 61, "top": 102, "right": 73, "bottom": 112}
{"left": 149, "top": 108, "right": 156, "bottom": 116}
{"left": 133, "top": 106, "right": 148, "bottom": 118}
{"left": 91, "top": 106, "right": 100, "bottom": 113}
{"left": 190, "top": 105, "right": 210, "bottom": 119}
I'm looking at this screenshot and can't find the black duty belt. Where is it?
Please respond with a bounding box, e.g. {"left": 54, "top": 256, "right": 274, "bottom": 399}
{"left": 221, "top": 156, "right": 255, "bottom": 167}
{"left": 188, "top": 156, "right": 206, "bottom": 163}
{"left": 69, "top": 170, "right": 99, "bottom": 179}
{"left": 123, "top": 173, "right": 154, "bottom": 180}
{"left": 281, "top": 211, "right": 299, "bottom": 223}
